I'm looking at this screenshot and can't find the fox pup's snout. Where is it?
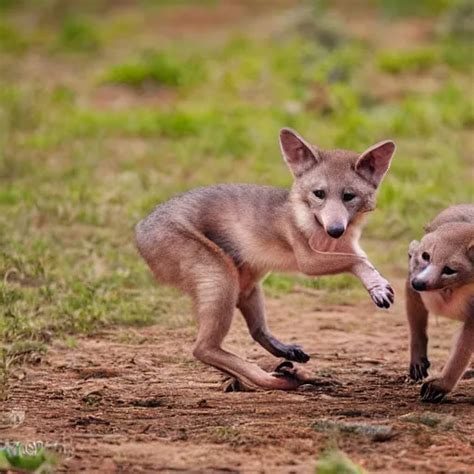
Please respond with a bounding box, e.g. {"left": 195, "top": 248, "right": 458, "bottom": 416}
{"left": 315, "top": 199, "right": 349, "bottom": 239}
{"left": 410, "top": 268, "right": 436, "bottom": 292}
{"left": 326, "top": 223, "right": 345, "bottom": 239}
{"left": 411, "top": 277, "right": 427, "bottom": 292}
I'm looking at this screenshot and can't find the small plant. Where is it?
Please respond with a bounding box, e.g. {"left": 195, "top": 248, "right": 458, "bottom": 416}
{"left": 214, "top": 425, "right": 242, "bottom": 444}
{"left": 55, "top": 15, "right": 101, "bottom": 52}
{"left": 0, "top": 347, "right": 13, "bottom": 401}
{"left": 376, "top": 0, "right": 454, "bottom": 18}
{"left": 0, "top": 343, "right": 46, "bottom": 401}
{"left": 400, "top": 411, "right": 455, "bottom": 430}
{"left": 313, "top": 419, "right": 395, "bottom": 442}
{"left": 0, "top": 445, "right": 56, "bottom": 472}
{"left": 377, "top": 48, "right": 438, "bottom": 74}
{"left": 0, "top": 21, "right": 28, "bottom": 53}
{"left": 316, "top": 449, "right": 366, "bottom": 474}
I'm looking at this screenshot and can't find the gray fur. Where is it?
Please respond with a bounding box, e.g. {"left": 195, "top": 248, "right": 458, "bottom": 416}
{"left": 135, "top": 128, "right": 396, "bottom": 390}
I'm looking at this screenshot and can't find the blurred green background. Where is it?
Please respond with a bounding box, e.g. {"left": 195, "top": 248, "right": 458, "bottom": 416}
{"left": 0, "top": 0, "right": 472, "bottom": 358}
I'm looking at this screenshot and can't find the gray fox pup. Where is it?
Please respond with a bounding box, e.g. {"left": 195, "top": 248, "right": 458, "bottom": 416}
{"left": 407, "top": 204, "right": 474, "bottom": 402}
{"left": 136, "top": 128, "right": 396, "bottom": 390}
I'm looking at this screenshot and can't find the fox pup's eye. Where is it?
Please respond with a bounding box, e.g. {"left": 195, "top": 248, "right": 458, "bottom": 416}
{"left": 313, "top": 190, "right": 326, "bottom": 199}
{"left": 421, "top": 252, "right": 430, "bottom": 262}
{"left": 442, "top": 266, "right": 457, "bottom": 275}
{"left": 343, "top": 192, "right": 356, "bottom": 202}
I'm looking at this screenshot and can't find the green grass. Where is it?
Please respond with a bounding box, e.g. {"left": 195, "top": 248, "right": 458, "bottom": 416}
{"left": 0, "top": 20, "right": 29, "bottom": 53}
{"left": 102, "top": 51, "right": 206, "bottom": 87}
{"left": 375, "top": 0, "right": 457, "bottom": 17}
{"left": 315, "top": 449, "right": 366, "bottom": 474}
{"left": 0, "top": 445, "right": 56, "bottom": 472}
{"left": 0, "top": 1, "right": 472, "bottom": 366}
{"left": 377, "top": 48, "right": 438, "bottom": 74}
{"left": 54, "top": 15, "right": 101, "bottom": 52}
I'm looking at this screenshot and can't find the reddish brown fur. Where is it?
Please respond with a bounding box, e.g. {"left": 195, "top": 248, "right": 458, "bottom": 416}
{"left": 406, "top": 204, "right": 474, "bottom": 402}
{"left": 135, "top": 128, "right": 396, "bottom": 390}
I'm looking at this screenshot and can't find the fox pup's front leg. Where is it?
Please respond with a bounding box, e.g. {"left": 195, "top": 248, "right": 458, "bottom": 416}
{"left": 405, "top": 280, "right": 430, "bottom": 381}
{"left": 237, "top": 283, "right": 310, "bottom": 363}
{"left": 351, "top": 256, "right": 394, "bottom": 309}
{"left": 422, "top": 311, "right": 474, "bottom": 402}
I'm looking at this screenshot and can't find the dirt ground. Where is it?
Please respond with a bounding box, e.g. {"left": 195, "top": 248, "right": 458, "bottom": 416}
{"left": 1, "top": 0, "right": 472, "bottom": 472}
{"left": 3, "top": 279, "right": 473, "bottom": 473}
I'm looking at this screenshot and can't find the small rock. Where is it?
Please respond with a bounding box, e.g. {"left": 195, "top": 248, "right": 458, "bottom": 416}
{"left": 312, "top": 419, "right": 396, "bottom": 442}
{"left": 399, "top": 412, "right": 455, "bottom": 430}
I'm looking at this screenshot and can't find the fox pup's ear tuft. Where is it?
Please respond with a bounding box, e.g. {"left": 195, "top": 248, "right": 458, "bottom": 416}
{"left": 355, "top": 140, "right": 396, "bottom": 187}
{"left": 279, "top": 128, "right": 320, "bottom": 177}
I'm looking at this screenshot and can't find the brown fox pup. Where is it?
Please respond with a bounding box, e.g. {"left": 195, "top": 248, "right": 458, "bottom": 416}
{"left": 407, "top": 204, "right": 474, "bottom": 402}
{"left": 136, "top": 128, "right": 396, "bottom": 390}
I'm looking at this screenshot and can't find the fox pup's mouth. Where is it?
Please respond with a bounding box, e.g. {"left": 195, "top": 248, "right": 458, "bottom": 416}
{"left": 313, "top": 215, "right": 324, "bottom": 229}
{"left": 411, "top": 281, "right": 456, "bottom": 296}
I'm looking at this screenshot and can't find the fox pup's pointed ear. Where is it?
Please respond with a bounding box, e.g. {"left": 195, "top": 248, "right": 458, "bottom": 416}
{"left": 279, "top": 128, "right": 320, "bottom": 177}
{"left": 356, "top": 140, "right": 396, "bottom": 187}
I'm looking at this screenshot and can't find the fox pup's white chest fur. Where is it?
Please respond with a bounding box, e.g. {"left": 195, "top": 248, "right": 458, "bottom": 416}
{"left": 421, "top": 283, "right": 474, "bottom": 321}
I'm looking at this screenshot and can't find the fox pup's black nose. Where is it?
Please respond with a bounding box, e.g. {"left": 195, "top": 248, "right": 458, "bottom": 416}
{"left": 327, "top": 225, "right": 345, "bottom": 239}
{"left": 411, "top": 279, "right": 427, "bottom": 291}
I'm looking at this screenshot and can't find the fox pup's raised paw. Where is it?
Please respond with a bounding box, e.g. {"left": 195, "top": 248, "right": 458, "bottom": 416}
{"left": 409, "top": 357, "right": 430, "bottom": 381}
{"left": 420, "top": 378, "right": 449, "bottom": 403}
{"left": 369, "top": 280, "right": 394, "bottom": 309}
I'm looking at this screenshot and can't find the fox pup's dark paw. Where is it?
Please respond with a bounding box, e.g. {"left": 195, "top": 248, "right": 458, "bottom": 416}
{"left": 420, "top": 379, "right": 448, "bottom": 403}
{"left": 283, "top": 344, "right": 310, "bottom": 363}
{"left": 409, "top": 357, "right": 430, "bottom": 381}
{"left": 369, "top": 282, "right": 394, "bottom": 309}
{"left": 273, "top": 361, "right": 314, "bottom": 382}
{"left": 273, "top": 361, "right": 341, "bottom": 391}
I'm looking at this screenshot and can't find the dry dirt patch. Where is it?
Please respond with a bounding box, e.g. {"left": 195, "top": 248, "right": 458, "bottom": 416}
{"left": 3, "top": 289, "right": 473, "bottom": 473}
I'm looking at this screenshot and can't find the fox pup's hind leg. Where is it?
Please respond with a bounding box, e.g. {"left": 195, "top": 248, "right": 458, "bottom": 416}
{"left": 181, "top": 239, "right": 302, "bottom": 390}
{"left": 138, "top": 227, "right": 302, "bottom": 390}
{"left": 192, "top": 267, "right": 301, "bottom": 390}
{"left": 237, "top": 283, "right": 310, "bottom": 363}
{"left": 406, "top": 279, "right": 430, "bottom": 381}
{"left": 421, "top": 307, "right": 474, "bottom": 403}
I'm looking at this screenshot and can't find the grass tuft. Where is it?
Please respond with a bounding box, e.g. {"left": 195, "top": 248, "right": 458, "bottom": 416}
{"left": 55, "top": 15, "right": 101, "bottom": 52}
{"left": 0, "top": 445, "right": 56, "bottom": 472}
{"left": 377, "top": 48, "right": 438, "bottom": 74}
{"left": 102, "top": 51, "right": 206, "bottom": 88}
{"left": 315, "top": 449, "right": 366, "bottom": 474}
{"left": 376, "top": 0, "right": 456, "bottom": 18}
{"left": 0, "top": 21, "right": 28, "bottom": 53}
